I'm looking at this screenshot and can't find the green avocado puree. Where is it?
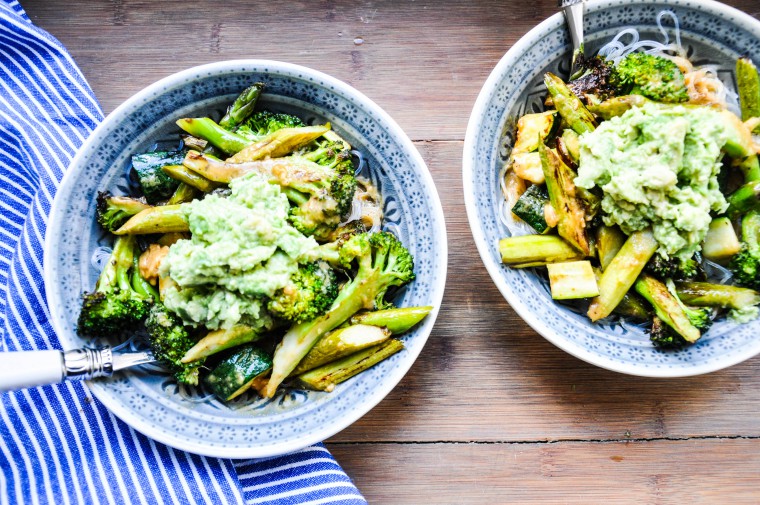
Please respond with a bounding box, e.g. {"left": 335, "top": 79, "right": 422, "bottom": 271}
{"left": 575, "top": 102, "right": 732, "bottom": 260}
{"left": 160, "top": 172, "right": 318, "bottom": 330}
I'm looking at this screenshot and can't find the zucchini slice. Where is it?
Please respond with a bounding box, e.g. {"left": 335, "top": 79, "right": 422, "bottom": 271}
{"left": 512, "top": 184, "right": 551, "bottom": 234}
{"left": 547, "top": 261, "right": 599, "bottom": 300}
{"left": 204, "top": 345, "right": 272, "bottom": 401}
{"left": 702, "top": 217, "right": 741, "bottom": 262}
{"left": 511, "top": 152, "right": 544, "bottom": 184}
{"left": 131, "top": 150, "right": 185, "bottom": 203}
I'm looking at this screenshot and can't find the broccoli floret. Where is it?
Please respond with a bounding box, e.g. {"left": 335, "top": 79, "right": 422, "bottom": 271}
{"left": 645, "top": 253, "right": 704, "bottom": 281}
{"left": 567, "top": 54, "right": 620, "bottom": 104}
{"left": 263, "top": 231, "right": 415, "bottom": 397}
{"left": 236, "top": 111, "right": 305, "bottom": 141}
{"left": 663, "top": 278, "right": 713, "bottom": 331}
{"left": 649, "top": 316, "right": 689, "bottom": 350}
{"left": 730, "top": 211, "right": 760, "bottom": 290}
{"left": 268, "top": 261, "right": 340, "bottom": 324}
{"left": 145, "top": 303, "right": 204, "bottom": 386}
{"left": 616, "top": 53, "right": 689, "bottom": 103}
{"left": 77, "top": 235, "right": 153, "bottom": 337}
{"left": 96, "top": 191, "right": 151, "bottom": 233}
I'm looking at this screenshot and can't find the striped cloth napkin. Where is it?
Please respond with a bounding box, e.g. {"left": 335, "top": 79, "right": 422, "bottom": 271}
{"left": 0, "top": 1, "right": 367, "bottom": 504}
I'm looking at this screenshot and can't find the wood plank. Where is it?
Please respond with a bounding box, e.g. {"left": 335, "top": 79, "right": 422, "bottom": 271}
{"left": 327, "top": 439, "right": 760, "bottom": 504}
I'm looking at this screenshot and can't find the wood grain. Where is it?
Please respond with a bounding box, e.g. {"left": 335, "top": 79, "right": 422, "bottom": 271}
{"left": 21, "top": 0, "right": 760, "bottom": 502}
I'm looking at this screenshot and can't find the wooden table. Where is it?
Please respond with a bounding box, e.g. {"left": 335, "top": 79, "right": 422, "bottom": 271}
{"left": 24, "top": 0, "right": 760, "bottom": 502}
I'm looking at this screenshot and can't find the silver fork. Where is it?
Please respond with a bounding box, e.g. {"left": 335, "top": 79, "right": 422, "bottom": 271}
{"left": 559, "top": 0, "right": 586, "bottom": 79}
{"left": 0, "top": 346, "right": 155, "bottom": 392}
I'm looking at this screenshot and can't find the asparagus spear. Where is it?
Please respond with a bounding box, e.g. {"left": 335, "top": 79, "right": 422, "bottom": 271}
{"left": 348, "top": 306, "right": 432, "bottom": 334}
{"left": 725, "top": 180, "right": 760, "bottom": 218}
{"left": 226, "top": 124, "right": 331, "bottom": 163}
{"left": 634, "top": 275, "right": 701, "bottom": 343}
{"left": 166, "top": 182, "right": 200, "bottom": 205}
{"left": 113, "top": 205, "right": 189, "bottom": 235}
{"left": 544, "top": 72, "right": 596, "bottom": 134}
{"left": 589, "top": 95, "right": 650, "bottom": 120}
{"left": 674, "top": 281, "right": 760, "bottom": 310}
{"left": 296, "top": 339, "right": 404, "bottom": 392}
{"left": 162, "top": 164, "right": 220, "bottom": 193}
{"left": 587, "top": 229, "right": 658, "bottom": 321}
{"left": 290, "top": 324, "right": 391, "bottom": 376}
{"left": 539, "top": 142, "right": 590, "bottom": 255}
{"left": 182, "top": 325, "right": 262, "bottom": 363}
{"left": 499, "top": 235, "right": 584, "bottom": 268}
{"left": 176, "top": 117, "right": 251, "bottom": 155}
{"left": 737, "top": 57, "right": 760, "bottom": 121}
{"left": 218, "top": 82, "right": 264, "bottom": 130}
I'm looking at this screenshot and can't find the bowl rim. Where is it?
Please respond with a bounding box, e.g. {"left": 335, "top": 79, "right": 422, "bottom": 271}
{"left": 44, "top": 59, "right": 447, "bottom": 457}
{"left": 462, "top": 0, "right": 760, "bottom": 378}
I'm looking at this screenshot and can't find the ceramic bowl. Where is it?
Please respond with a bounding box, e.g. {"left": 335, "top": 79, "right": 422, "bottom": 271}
{"left": 45, "top": 60, "right": 447, "bottom": 458}
{"left": 463, "top": 0, "right": 760, "bottom": 377}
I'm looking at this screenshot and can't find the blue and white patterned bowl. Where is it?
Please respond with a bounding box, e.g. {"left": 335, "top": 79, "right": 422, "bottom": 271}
{"left": 463, "top": 0, "right": 760, "bottom": 377}
{"left": 44, "top": 60, "right": 447, "bottom": 458}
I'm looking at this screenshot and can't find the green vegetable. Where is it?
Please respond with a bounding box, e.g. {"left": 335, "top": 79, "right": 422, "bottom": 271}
{"left": 236, "top": 110, "right": 305, "bottom": 141}
{"left": 204, "top": 345, "right": 272, "bottom": 401}
{"left": 634, "top": 274, "right": 702, "bottom": 344}
{"left": 701, "top": 217, "right": 741, "bottom": 262}
{"left": 113, "top": 204, "right": 189, "bottom": 235}
{"left": 131, "top": 151, "right": 184, "bottom": 203}
{"left": 730, "top": 211, "right": 760, "bottom": 290}
{"left": 291, "top": 324, "right": 391, "bottom": 375}
{"left": 498, "top": 235, "right": 584, "bottom": 268}
{"left": 556, "top": 129, "right": 581, "bottom": 167}
{"left": 546, "top": 260, "right": 599, "bottom": 300}
{"left": 176, "top": 117, "right": 251, "bottom": 155}
{"left": 512, "top": 111, "right": 558, "bottom": 154}
{"left": 181, "top": 325, "right": 262, "bottom": 363}
{"left": 589, "top": 94, "right": 650, "bottom": 120}
{"left": 674, "top": 281, "right": 760, "bottom": 310}
{"left": 737, "top": 57, "right": 760, "bottom": 121}
{"left": 511, "top": 184, "right": 551, "bottom": 234}
{"left": 544, "top": 72, "right": 596, "bottom": 134}
{"left": 614, "top": 293, "right": 651, "bottom": 321}
{"left": 218, "top": 82, "right": 264, "bottom": 130}
{"left": 267, "top": 261, "right": 340, "bottom": 324}
{"left": 263, "top": 231, "right": 415, "bottom": 398}
{"left": 588, "top": 229, "right": 658, "bottom": 321}
{"left": 596, "top": 225, "right": 626, "bottom": 271}
{"left": 644, "top": 253, "right": 703, "bottom": 281}
{"left": 95, "top": 191, "right": 151, "bottom": 233}
{"left": 145, "top": 303, "right": 203, "bottom": 385}
{"left": 615, "top": 53, "right": 688, "bottom": 103}
{"left": 726, "top": 180, "right": 760, "bottom": 219}
{"left": 77, "top": 235, "right": 153, "bottom": 337}
{"left": 649, "top": 316, "right": 689, "bottom": 350}
{"left": 166, "top": 182, "right": 201, "bottom": 205}
{"left": 540, "top": 142, "right": 589, "bottom": 255}
{"left": 162, "top": 164, "right": 219, "bottom": 193}
{"left": 227, "top": 124, "right": 331, "bottom": 163}
{"left": 296, "top": 339, "right": 404, "bottom": 392}
{"left": 348, "top": 306, "right": 432, "bottom": 334}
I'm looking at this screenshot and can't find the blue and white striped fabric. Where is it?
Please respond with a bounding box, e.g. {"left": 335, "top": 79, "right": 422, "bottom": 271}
{"left": 0, "top": 2, "right": 366, "bottom": 504}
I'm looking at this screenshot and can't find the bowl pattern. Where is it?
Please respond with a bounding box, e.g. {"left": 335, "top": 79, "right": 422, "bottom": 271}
{"left": 464, "top": 0, "right": 760, "bottom": 377}
{"left": 45, "top": 61, "right": 446, "bottom": 457}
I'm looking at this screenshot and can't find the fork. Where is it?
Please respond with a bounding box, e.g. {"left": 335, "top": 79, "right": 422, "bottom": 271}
{"left": 0, "top": 346, "right": 155, "bottom": 392}
{"left": 559, "top": 0, "right": 586, "bottom": 79}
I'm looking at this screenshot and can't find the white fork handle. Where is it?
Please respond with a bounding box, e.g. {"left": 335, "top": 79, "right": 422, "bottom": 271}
{"left": 0, "top": 350, "right": 64, "bottom": 392}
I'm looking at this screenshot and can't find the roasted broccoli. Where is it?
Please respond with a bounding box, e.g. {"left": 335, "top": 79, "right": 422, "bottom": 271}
{"left": 729, "top": 211, "right": 760, "bottom": 290}
{"left": 567, "top": 54, "right": 620, "bottom": 104}
{"left": 268, "top": 261, "right": 340, "bottom": 324}
{"left": 634, "top": 274, "right": 706, "bottom": 345}
{"left": 645, "top": 253, "right": 704, "bottom": 281}
{"left": 263, "top": 231, "right": 415, "bottom": 397}
{"left": 77, "top": 235, "right": 153, "bottom": 337}
{"left": 236, "top": 110, "right": 305, "bottom": 140}
{"left": 616, "top": 53, "right": 689, "bottom": 103}
{"left": 145, "top": 303, "right": 204, "bottom": 386}
{"left": 96, "top": 191, "right": 151, "bottom": 233}
{"left": 649, "top": 316, "right": 689, "bottom": 350}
